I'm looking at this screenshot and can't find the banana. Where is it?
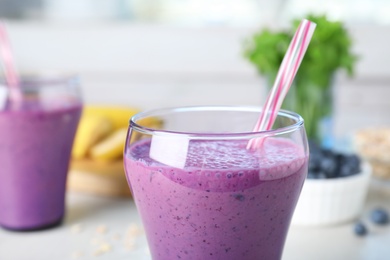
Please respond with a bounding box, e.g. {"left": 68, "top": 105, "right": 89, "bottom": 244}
{"left": 90, "top": 128, "right": 128, "bottom": 161}
{"left": 83, "top": 105, "right": 140, "bottom": 130}
{"left": 70, "top": 105, "right": 164, "bottom": 197}
{"left": 72, "top": 105, "right": 163, "bottom": 161}
{"left": 72, "top": 114, "right": 113, "bottom": 159}
{"left": 84, "top": 105, "right": 162, "bottom": 130}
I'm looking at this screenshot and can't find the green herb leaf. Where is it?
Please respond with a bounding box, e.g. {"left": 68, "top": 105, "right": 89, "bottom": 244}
{"left": 243, "top": 14, "right": 358, "bottom": 141}
{"left": 244, "top": 14, "right": 358, "bottom": 89}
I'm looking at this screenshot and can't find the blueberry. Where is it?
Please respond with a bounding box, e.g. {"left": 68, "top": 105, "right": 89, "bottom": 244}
{"left": 308, "top": 147, "right": 361, "bottom": 180}
{"left": 321, "top": 149, "right": 333, "bottom": 158}
{"left": 354, "top": 222, "right": 368, "bottom": 236}
{"left": 339, "top": 163, "right": 354, "bottom": 177}
{"left": 338, "top": 154, "right": 361, "bottom": 177}
{"left": 307, "top": 170, "right": 327, "bottom": 179}
{"left": 307, "top": 171, "right": 317, "bottom": 179}
{"left": 370, "top": 208, "right": 389, "bottom": 225}
{"left": 308, "top": 153, "right": 322, "bottom": 172}
{"left": 320, "top": 156, "right": 337, "bottom": 178}
{"left": 347, "top": 154, "right": 361, "bottom": 165}
{"left": 345, "top": 154, "right": 361, "bottom": 174}
{"left": 308, "top": 140, "right": 322, "bottom": 156}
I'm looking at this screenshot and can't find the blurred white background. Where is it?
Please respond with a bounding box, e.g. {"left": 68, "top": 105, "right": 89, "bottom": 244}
{"left": 1, "top": 0, "right": 390, "bottom": 142}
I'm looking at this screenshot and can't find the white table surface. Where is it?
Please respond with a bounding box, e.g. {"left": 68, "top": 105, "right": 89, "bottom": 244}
{"left": 1, "top": 181, "right": 390, "bottom": 260}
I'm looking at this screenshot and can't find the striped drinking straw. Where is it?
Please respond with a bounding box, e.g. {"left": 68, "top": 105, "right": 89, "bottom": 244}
{"left": 0, "top": 21, "right": 22, "bottom": 105}
{"left": 247, "top": 19, "right": 317, "bottom": 150}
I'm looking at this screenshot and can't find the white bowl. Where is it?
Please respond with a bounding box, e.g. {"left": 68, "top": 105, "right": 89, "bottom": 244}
{"left": 292, "top": 163, "right": 371, "bottom": 226}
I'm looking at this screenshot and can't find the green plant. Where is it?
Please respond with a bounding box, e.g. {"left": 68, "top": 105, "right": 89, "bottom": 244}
{"left": 244, "top": 14, "right": 357, "bottom": 143}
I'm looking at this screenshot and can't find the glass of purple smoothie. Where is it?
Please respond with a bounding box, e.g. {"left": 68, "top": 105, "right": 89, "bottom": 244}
{"left": 0, "top": 74, "right": 82, "bottom": 231}
{"left": 124, "top": 106, "right": 309, "bottom": 260}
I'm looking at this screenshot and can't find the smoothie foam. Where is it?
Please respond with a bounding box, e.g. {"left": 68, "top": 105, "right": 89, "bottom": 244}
{"left": 125, "top": 138, "right": 307, "bottom": 260}
{"left": 0, "top": 100, "right": 82, "bottom": 230}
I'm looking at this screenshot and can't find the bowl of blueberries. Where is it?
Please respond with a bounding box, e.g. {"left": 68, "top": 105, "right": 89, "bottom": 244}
{"left": 292, "top": 141, "right": 372, "bottom": 226}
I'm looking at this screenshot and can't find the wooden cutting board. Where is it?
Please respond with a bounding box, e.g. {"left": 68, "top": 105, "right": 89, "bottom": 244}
{"left": 68, "top": 159, "right": 131, "bottom": 198}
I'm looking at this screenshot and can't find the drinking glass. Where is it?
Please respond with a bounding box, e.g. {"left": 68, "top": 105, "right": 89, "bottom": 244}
{"left": 124, "top": 106, "right": 308, "bottom": 260}
{"left": 0, "top": 74, "right": 82, "bottom": 231}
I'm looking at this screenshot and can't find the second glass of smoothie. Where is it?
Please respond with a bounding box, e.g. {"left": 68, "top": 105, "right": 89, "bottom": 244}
{"left": 124, "top": 106, "right": 308, "bottom": 260}
{"left": 0, "top": 75, "right": 82, "bottom": 231}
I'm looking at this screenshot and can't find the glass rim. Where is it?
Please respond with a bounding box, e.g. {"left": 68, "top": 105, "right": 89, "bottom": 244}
{"left": 0, "top": 73, "right": 79, "bottom": 88}
{"left": 130, "top": 106, "right": 304, "bottom": 140}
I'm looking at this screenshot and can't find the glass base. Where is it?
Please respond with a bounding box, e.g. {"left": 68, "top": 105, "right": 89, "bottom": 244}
{"left": 0, "top": 217, "right": 63, "bottom": 232}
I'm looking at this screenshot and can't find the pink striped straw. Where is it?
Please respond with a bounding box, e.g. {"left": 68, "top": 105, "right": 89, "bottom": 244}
{"left": 0, "top": 21, "right": 22, "bottom": 104}
{"left": 247, "top": 19, "right": 316, "bottom": 150}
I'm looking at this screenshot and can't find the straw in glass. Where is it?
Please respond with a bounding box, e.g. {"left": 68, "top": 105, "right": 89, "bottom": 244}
{"left": 0, "top": 21, "right": 22, "bottom": 104}
{"left": 247, "top": 19, "right": 317, "bottom": 150}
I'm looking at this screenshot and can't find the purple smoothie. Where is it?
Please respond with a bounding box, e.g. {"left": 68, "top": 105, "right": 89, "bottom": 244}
{"left": 125, "top": 138, "right": 308, "bottom": 260}
{"left": 0, "top": 99, "right": 82, "bottom": 230}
